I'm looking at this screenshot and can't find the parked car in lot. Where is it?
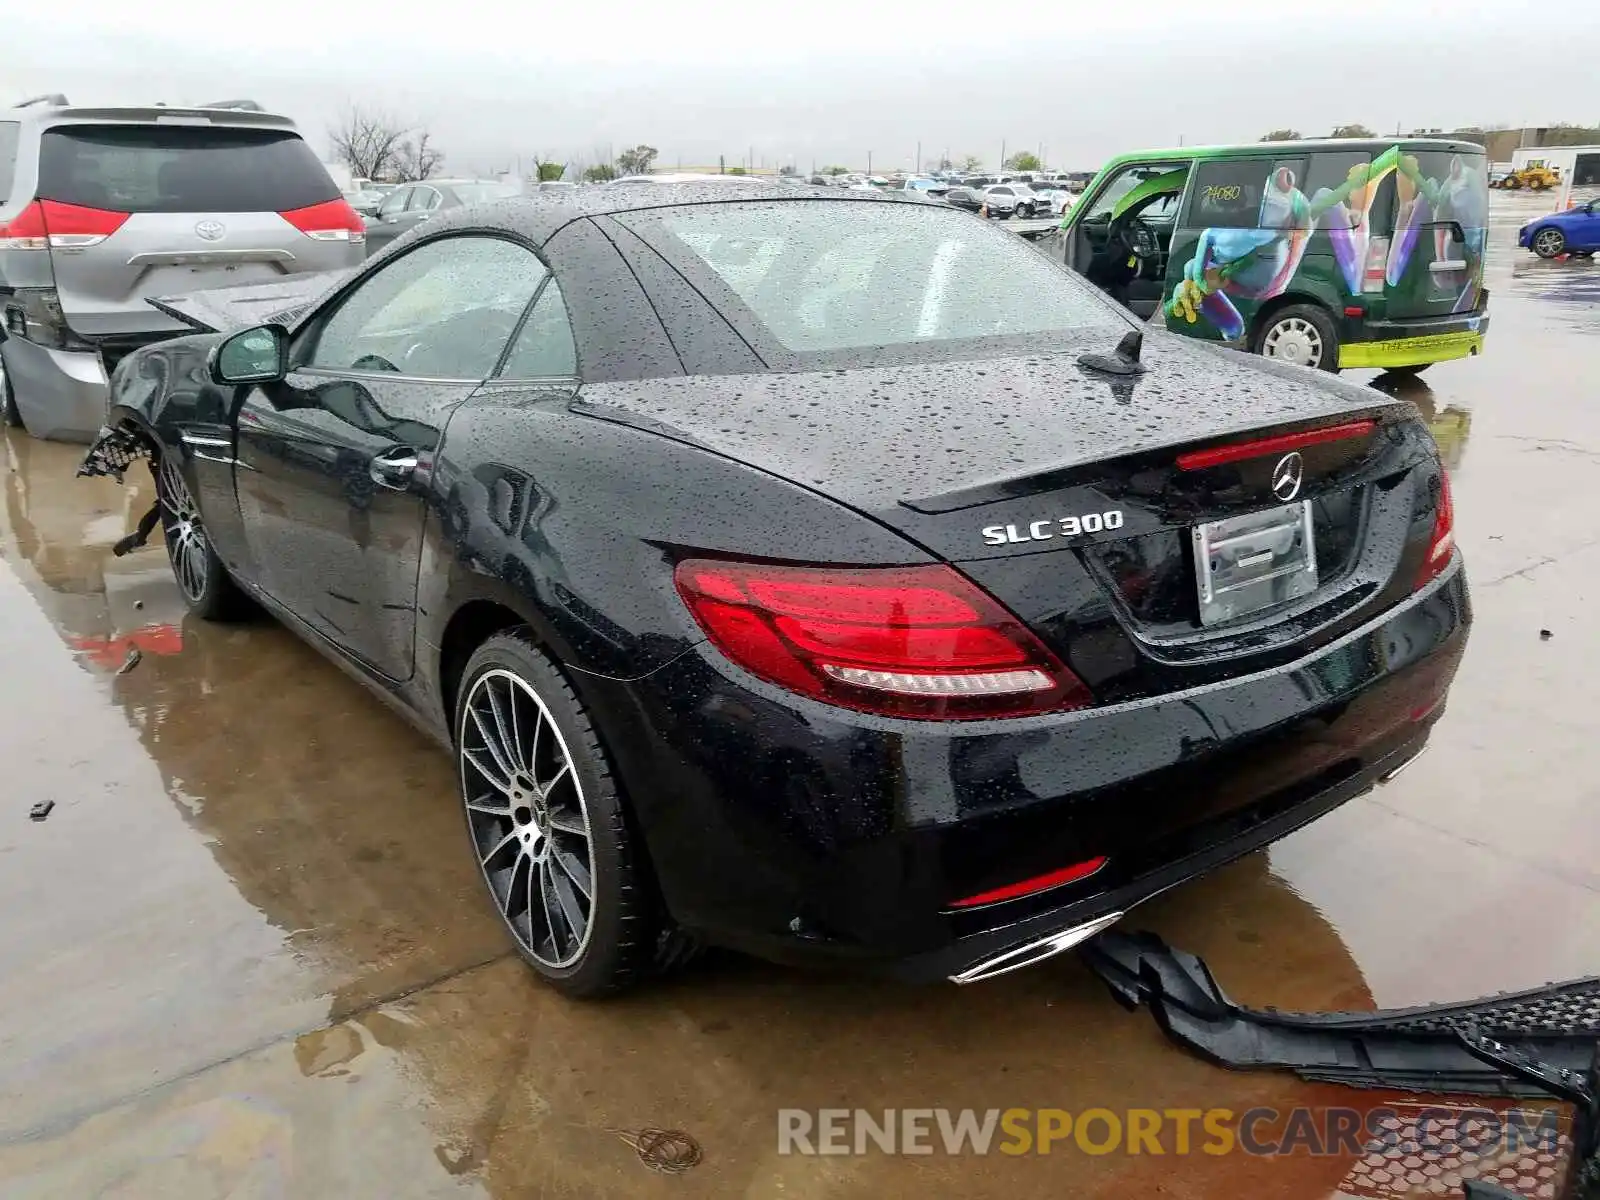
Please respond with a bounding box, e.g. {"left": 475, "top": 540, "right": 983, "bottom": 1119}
{"left": 1518, "top": 199, "right": 1600, "bottom": 258}
{"left": 0, "top": 94, "right": 363, "bottom": 440}
{"left": 942, "top": 186, "right": 984, "bottom": 213}
{"left": 82, "top": 185, "right": 1468, "bottom": 997}
{"left": 363, "top": 179, "right": 524, "bottom": 255}
{"left": 980, "top": 183, "right": 1041, "bottom": 217}
{"left": 1059, "top": 138, "right": 1491, "bottom": 372}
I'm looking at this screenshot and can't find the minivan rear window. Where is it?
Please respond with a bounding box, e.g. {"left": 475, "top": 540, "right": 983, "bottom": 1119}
{"left": 37, "top": 125, "right": 339, "bottom": 213}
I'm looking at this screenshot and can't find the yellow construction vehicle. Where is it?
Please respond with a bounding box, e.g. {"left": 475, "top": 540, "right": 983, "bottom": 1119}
{"left": 1495, "top": 163, "right": 1562, "bottom": 190}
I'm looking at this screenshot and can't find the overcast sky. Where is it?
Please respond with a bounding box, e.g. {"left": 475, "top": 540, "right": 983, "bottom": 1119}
{"left": 5, "top": 2, "right": 1592, "bottom": 174}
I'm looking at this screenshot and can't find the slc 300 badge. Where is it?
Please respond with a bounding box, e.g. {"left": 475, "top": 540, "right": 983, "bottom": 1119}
{"left": 982, "top": 510, "right": 1125, "bottom": 545}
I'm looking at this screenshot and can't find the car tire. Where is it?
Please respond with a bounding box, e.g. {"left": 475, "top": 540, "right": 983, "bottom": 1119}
{"left": 1532, "top": 228, "right": 1566, "bottom": 259}
{"left": 154, "top": 454, "right": 250, "bottom": 620}
{"left": 1254, "top": 304, "right": 1340, "bottom": 372}
{"left": 1016, "top": 203, "right": 1033, "bottom": 219}
{"left": 0, "top": 351, "right": 20, "bottom": 429}
{"left": 455, "top": 629, "right": 687, "bottom": 998}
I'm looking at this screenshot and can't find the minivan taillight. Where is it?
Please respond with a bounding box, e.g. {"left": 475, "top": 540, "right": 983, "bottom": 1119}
{"left": 0, "top": 200, "right": 130, "bottom": 250}
{"left": 280, "top": 199, "right": 366, "bottom": 245}
{"left": 673, "top": 559, "right": 1092, "bottom": 719}
{"left": 1415, "top": 469, "right": 1455, "bottom": 590}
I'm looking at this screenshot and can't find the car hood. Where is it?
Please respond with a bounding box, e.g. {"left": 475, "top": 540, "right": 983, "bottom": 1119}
{"left": 143, "top": 270, "right": 354, "bottom": 333}
{"left": 571, "top": 331, "right": 1405, "bottom": 520}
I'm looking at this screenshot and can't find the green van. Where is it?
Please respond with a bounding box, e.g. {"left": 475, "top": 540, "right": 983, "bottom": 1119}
{"left": 1058, "top": 138, "right": 1490, "bottom": 373}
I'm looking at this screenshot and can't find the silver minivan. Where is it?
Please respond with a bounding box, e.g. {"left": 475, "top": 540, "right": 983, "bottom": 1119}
{"left": 0, "top": 96, "right": 363, "bottom": 440}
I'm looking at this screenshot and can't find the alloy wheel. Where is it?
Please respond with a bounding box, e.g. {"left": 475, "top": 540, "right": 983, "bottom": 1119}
{"left": 158, "top": 456, "right": 210, "bottom": 602}
{"left": 1533, "top": 229, "right": 1565, "bottom": 258}
{"left": 1261, "top": 317, "right": 1324, "bottom": 367}
{"left": 460, "top": 668, "right": 596, "bottom": 969}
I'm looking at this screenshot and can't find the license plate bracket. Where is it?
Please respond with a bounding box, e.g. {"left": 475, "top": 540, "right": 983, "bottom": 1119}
{"left": 1192, "top": 501, "right": 1318, "bottom": 626}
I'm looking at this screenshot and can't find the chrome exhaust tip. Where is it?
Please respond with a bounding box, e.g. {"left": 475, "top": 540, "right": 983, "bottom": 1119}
{"left": 949, "top": 912, "right": 1126, "bottom": 985}
{"left": 1379, "top": 745, "right": 1428, "bottom": 784}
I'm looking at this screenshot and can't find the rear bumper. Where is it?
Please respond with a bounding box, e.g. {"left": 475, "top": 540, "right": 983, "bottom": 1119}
{"left": 1337, "top": 303, "right": 1490, "bottom": 369}
{"left": 0, "top": 339, "right": 107, "bottom": 442}
{"left": 581, "top": 560, "right": 1472, "bottom": 983}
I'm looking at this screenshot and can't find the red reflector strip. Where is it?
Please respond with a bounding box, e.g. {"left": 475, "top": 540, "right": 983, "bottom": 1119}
{"left": 1177, "top": 420, "right": 1378, "bottom": 471}
{"left": 1343, "top": 305, "right": 1364, "bottom": 317}
{"left": 950, "top": 857, "right": 1108, "bottom": 909}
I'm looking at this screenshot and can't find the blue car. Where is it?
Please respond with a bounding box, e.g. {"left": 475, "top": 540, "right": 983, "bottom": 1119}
{"left": 1519, "top": 199, "right": 1600, "bottom": 258}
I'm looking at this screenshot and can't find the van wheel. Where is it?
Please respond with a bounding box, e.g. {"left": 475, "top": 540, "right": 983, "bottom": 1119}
{"left": 0, "top": 354, "right": 20, "bottom": 428}
{"left": 1255, "top": 305, "right": 1339, "bottom": 372}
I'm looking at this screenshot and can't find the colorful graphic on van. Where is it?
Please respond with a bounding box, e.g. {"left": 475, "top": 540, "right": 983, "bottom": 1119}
{"left": 1168, "top": 146, "right": 1488, "bottom": 339}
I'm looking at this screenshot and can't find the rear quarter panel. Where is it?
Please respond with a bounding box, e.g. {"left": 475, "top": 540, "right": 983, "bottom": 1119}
{"left": 413, "top": 383, "right": 934, "bottom": 721}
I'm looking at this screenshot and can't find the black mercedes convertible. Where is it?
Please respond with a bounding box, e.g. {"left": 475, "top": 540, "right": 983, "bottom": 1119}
{"left": 80, "top": 184, "right": 1469, "bottom": 996}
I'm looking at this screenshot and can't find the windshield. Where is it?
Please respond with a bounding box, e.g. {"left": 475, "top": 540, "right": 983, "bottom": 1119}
{"left": 449, "top": 181, "right": 523, "bottom": 204}
{"left": 625, "top": 200, "right": 1118, "bottom": 357}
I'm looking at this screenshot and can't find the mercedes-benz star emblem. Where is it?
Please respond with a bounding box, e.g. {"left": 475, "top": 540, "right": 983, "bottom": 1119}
{"left": 194, "top": 220, "right": 226, "bottom": 242}
{"left": 1271, "top": 451, "right": 1305, "bottom": 502}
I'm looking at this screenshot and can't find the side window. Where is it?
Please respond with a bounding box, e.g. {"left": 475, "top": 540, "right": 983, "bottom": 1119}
{"left": 301, "top": 236, "right": 547, "bottom": 379}
{"left": 407, "top": 187, "right": 439, "bottom": 212}
{"left": 498, "top": 281, "right": 577, "bottom": 378}
{"left": 1184, "top": 158, "right": 1306, "bottom": 229}
{"left": 377, "top": 187, "right": 411, "bottom": 219}
{"left": 1298, "top": 153, "right": 1374, "bottom": 229}
{"left": 0, "top": 122, "right": 18, "bottom": 201}
{"left": 1082, "top": 164, "right": 1184, "bottom": 221}
{"left": 991, "top": 186, "right": 1012, "bottom": 197}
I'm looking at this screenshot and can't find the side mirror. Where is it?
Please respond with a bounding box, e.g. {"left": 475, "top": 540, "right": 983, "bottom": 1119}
{"left": 210, "top": 324, "right": 288, "bottom": 385}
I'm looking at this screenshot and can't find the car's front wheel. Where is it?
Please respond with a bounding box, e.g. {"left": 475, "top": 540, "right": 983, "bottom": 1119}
{"left": 456, "top": 630, "right": 673, "bottom": 997}
{"left": 1255, "top": 304, "right": 1339, "bottom": 372}
{"left": 155, "top": 454, "right": 249, "bottom": 619}
{"left": 1532, "top": 228, "right": 1566, "bottom": 259}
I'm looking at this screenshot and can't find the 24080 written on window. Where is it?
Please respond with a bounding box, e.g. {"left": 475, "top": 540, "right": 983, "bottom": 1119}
{"left": 639, "top": 201, "right": 1117, "bottom": 354}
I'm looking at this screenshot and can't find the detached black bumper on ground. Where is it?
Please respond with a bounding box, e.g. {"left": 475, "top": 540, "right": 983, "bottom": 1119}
{"left": 1082, "top": 931, "right": 1600, "bottom": 1200}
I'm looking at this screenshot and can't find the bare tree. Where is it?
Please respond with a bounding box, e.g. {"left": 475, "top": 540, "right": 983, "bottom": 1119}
{"left": 328, "top": 106, "right": 408, "bottom": 181}
{"left": 959, "top": 154, "right": 983, "bottom": 172}
{"left": 393, "top": 131, "right": 445, "bottom": 182}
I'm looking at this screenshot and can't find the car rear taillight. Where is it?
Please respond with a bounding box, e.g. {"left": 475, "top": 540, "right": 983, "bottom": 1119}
{"left": 280, "top": 199, "right": 366, "bottom": 245}
{"left": 1415, "top": 468, "right": 1455, "bottom": 589}
{"left": 1362, "top": 236, "right": 1391, "bottom": 294}
{"left": 0, "top": 199, "right": 129, "bottom": 250}
{"left": 673, "top": 558, "right": 1092, "bottom": 720}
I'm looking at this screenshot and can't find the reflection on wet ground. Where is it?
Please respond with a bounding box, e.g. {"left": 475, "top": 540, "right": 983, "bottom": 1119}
{"left": 2, "top": 192, "right": 1598, "bottom": 1198}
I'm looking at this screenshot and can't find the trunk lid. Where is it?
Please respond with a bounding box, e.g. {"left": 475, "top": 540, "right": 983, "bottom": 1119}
{"left": 36, "top": 123, "right": 356, "bottom": 338}
{"left": 576, "top": 334, "right": 1438, "bottom": 699}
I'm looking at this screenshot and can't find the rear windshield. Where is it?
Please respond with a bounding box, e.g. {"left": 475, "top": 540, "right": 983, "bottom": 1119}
{"left": 625, "top": 200, "right": 1119, "bottom": 356}
{"left": 37, "top": 125, "right": 338, "bottom": 213}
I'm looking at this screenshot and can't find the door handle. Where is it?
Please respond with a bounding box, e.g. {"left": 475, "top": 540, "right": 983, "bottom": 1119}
{"left": 370, "top": 447, "right": 419, "bottom": 490}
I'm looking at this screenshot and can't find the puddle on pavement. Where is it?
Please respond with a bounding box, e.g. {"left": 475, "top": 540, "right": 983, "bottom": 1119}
{"left": 2, "top": 193, "right": 1598, "bottom": 1198}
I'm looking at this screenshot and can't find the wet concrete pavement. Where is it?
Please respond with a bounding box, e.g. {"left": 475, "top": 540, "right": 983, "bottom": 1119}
{"left": 1, "top": 193, "right": 1596, "bottom": 1198}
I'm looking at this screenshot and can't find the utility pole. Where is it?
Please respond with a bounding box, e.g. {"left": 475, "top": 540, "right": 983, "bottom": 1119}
{"left": 916, "top": 140, "right": 921, "bottom": 174}
{"left": 867, "top": 149, "right": 873, "bottom": 175}
{"left": 1001, "top": 138, "right": 1006, "bottom": 170}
